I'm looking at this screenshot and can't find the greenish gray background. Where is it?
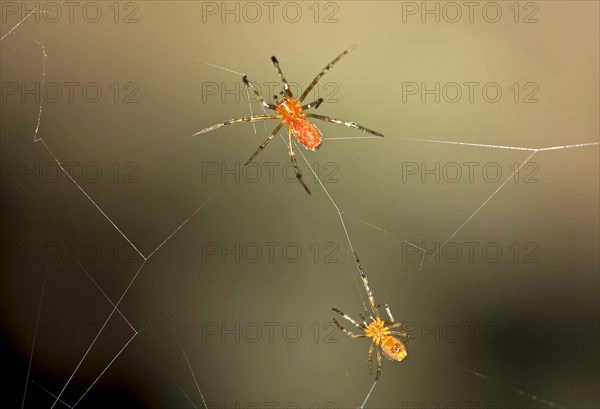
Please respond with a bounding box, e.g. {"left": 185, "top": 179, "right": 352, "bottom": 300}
{"left": 1, "top": 1, "right": 598, "bottom": 408}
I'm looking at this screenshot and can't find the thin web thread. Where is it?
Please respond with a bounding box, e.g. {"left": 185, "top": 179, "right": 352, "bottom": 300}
{"left": 154, "top": 280, "right": 209, "bottom": 409}
{"left": 4, "top": 30, "right": 147, "bottom": 406}
{"left": 192, "top": 54, "right": 372, "bottom": 312}
{"left": 293, "top": 139, "right": 370, "bottom": 313}
{"left": 359, "top": 380, "right": 378, "bottom": 409}
{"left": 358, "top": 137, "right": 599, "bottom": 270}
{"left": 69, "top": 318, "right": 159, "bottom": 408}
{"left": 399, "top": 137, "right": 599, "bottom": 152}
{"left": 30, "top": 379, "right": 71, "bottom": 408}
{"left": 50, "top": 184, "right": 223, "bottom": 408}
{"left": 452, "top": 363, "right": 566, "bottom": 409}
{"left": 0, "top": 8, "right": 50, "bottom": 42}
{"left": 10, "top": 182, "right": 137, "bottom": 331}
{"left": 20, "top": 195, "right": 59, "bottom": 409}
{"left": 257, "top": 93, "right": 371, "bottom": 314}
{"left": 71, "top": 333, "right": 140, "bottom": 408}
{"left": 48, "top": 259, "right": 145, "bottom": 408}
{"left": 140, "top": 337, "right": 200, "bottom": 409}
{"left": 421, "top": 150, "right": 537, "bottom": 268}
{"left": 3, "top": 27, "right": 221, "bottom": 406}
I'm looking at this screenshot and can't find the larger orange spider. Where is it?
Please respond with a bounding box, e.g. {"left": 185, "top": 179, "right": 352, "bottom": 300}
{"left": 332, "top": 253, "right": 413, "bottom": 380}
{"left": 193, "top": 45, "right": 384, "bottom": 194}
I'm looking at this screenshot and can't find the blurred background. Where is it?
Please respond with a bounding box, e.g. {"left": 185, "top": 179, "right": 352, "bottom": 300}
{"left": 1, "top": 1, "right": 598, "bottom": 408}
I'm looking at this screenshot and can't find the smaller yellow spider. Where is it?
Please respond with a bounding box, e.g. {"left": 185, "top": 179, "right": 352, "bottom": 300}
{"left": 332, "top": 253, "right": 413, "bottom": 380}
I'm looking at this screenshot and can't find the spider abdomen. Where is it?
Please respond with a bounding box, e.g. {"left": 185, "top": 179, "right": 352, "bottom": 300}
{"left": 291, "top": 119, "right": 322, "bottom": 150}
{"left": 380, "top": 336, "right": 408, "bottom": 362}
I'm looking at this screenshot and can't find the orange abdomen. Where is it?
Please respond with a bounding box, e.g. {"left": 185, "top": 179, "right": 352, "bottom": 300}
{"left": 380, "top": 336, "right": 408, "bottom": 362}
{"left": 292, "top": 119, "right": 322, "bottom": 150}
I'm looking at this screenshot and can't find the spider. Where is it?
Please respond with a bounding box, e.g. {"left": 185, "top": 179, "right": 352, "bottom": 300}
{"left": 332, "top": 253, "right": 413, "bottom": 380}
{"left": 193, "top": 45, "right": 384, "bottom": 195}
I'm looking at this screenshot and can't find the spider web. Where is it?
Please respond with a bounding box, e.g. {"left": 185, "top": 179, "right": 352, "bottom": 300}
{"left": 1, "top": 3, "right": 598, "bottom": 409}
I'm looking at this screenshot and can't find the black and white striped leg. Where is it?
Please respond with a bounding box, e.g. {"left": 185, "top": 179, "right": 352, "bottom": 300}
{"left": 375, "top": 349, "right": 383, "bottom": 380}
{"left": 299, "top": 44, "right": 357, "bottom": 103}
{"left": 301, "top": 98, "right": 324, "bottom": 110}
{"left": 363, "top": 310, "right": 376, "bottom": 323}
{"left": 359, "top": 313, "right": 370, "bottom": 327}
{"left": 333, "top": 318, "right": 366, "bottom": 339}
{"left": 305, "top": 113, "right": 384, "bottom": 137}
{"left": 368, "top": 342, "right": 375, "bottom": 375}
{"left": 354, "top": 252, "right": 378, "bottom": 317}
{"left": 243, "top": 75, "right": 278, "bottom": 110}
{"left": 287, "top": 126, "right": 311, "bottom": 195}
{"left": 193, "top": 115, "right": 280, "bottom": 136}
{"left": 332, "top": 308, "right": 365, "bottom": 330}
{"left": 273, "top": 91, "right": 287, "bottom": 106}
{"left": 377, "top": 304, "right": 394, "bottom": 323}
{"left": 244, "top": 121, "right": 285, "bottom": 165}
{"left": 390, "top": 330, "right": 415, "bottom": 342}
{"left": 271, "top": 56, "right": 293, "bottom": 98}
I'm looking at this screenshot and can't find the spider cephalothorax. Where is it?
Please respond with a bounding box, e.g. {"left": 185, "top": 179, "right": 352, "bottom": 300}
{"left": 275, "top": 98, "right": 322, "bottom": 150}
{"left": 275, "top": 98, "right": 303, "bottom": 122}
{"left": 332, "top": 253, "right": 413, "bottom": 380}
{"left": 194, "top": 45, "right": 383, "bottom": 194}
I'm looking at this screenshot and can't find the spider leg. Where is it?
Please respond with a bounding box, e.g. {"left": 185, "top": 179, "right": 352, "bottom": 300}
{"left": 333, "top": 318, "right": 366, "bottom": 339}
{"left": 243, "top": 75, "right": 278, "bottom": 110}
{"left": 299, "top": 44, "right": 356, "bottom": 103}
{"left": 390, "top": 330, "right": 415, "bottom": 342}
{"left": 193, "top": 115, "right": 280, "bottom": 136}
{"left": 301, "top": 98, "right": 324, "bottom": 110}
{"left": 375, "top": 348, "right": 383, "bottom": 380}
{"left": 287, "top": 126, "right": 311, "bottom": 195}
{"left": 244, "top": 121, "right": 285, "bottom": 165}
{"left": 368, "top": 342, "right": 375, "bottom": 375}
{"left": 305, "top": 113, "right": 384, "bottom": 137}
{"left": 354, "top": 252, "right": 379, "bottom": 318}
{"left": 377, "top": 304, "right": 395, "bottom": 323}
{"left": 271, "top": 56, "right": 293, "bottom": 98}
{"left": 359, "top": 313, "right": 370, "bottom": 327}
{"left": 332, "top": 308, "right": 365, "bottom": 330}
